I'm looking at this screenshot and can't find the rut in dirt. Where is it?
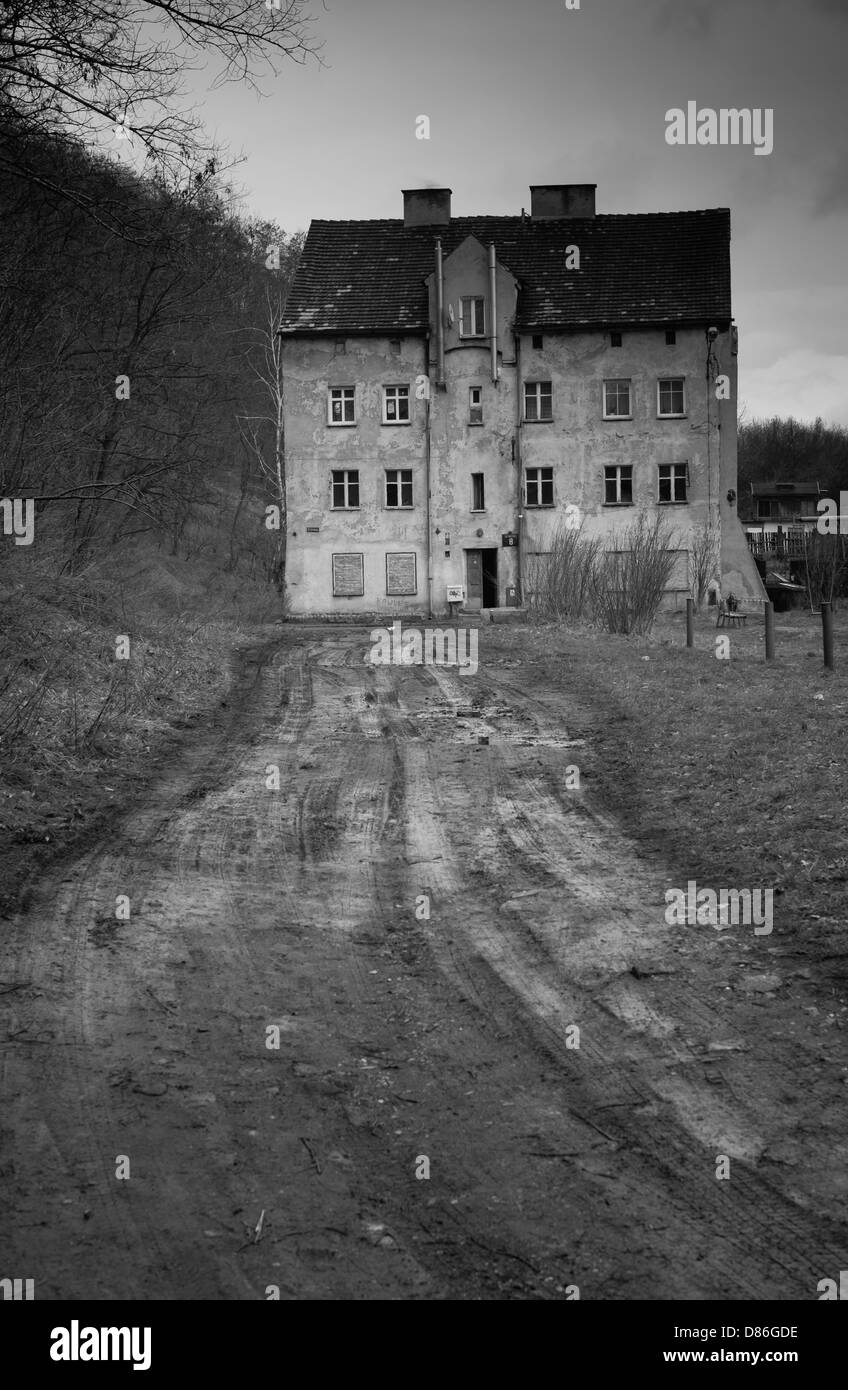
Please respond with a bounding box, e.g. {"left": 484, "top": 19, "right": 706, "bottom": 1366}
{"left": 1, "top": 627, "right": 845, "bottom": 1300}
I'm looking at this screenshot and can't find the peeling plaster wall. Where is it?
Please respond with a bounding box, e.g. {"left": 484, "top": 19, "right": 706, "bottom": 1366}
{"left": 717, "top": 327, "right": 768, "bottom": 606}
{"left": 427, "top": 237, "right": 521, "bottom": 611}
{"left": 283, "top": 272, "right": 745, "bottom": 617}
{"left": 282, "top": 334, "right": 429, "bottom": 617}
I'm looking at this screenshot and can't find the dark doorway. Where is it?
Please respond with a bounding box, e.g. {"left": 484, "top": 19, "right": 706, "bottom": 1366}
{"left": 481, "top": 548, "right": 498, "bottom": 607}
{"left": 466, "top": 548, "right": 498, "bottom": 608}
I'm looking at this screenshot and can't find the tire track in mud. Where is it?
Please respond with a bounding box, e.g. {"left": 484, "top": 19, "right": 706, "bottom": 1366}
{"left": 397, "top": 661, "right": 848, "bottom": 1297}
{"left": 0, "top": 638, "right": 288, "bottom": 1297}
{"left": 3, "top": 628, "right": 846, "bottom": 1300}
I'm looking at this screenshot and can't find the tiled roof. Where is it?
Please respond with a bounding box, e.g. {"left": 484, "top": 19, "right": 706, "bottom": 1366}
{"left": 280, "top": 210, "right": 731, "bottom": 334}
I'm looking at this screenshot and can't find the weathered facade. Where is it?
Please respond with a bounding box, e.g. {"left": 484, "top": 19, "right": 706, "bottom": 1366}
{"left": 279, "top": 184, "right": 764, "bottom": 617}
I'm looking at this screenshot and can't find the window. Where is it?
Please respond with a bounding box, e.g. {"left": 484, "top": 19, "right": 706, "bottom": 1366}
{"left": 331, "top": 469, "right": 359, "bottom": 508}
{"left": 328, "top": 386, "right": 355, "bottom": 425}
{"left": 603, "top": 378, "right": 631, "bottom": 418}
{"left": 385, "top": 469, "right": 413, "bottom": 508}
{"left": 524, "top": 380, "right": 553, "bottom": 421}
{"left": 604, "top": 464, "right": 633, "bottom": 505}
{"left": 658, "top": 378, "right": 686, "bottom": 417}
{"left": 757, "top": 499, "right": 773, "bottom": 519}
{"left": 610, "top": 331, "right": 623, "bottom": 347}
{"left": 525, "top": 466, "right": 554, "bottom": 507}
{"left": 665, "top": 329, "right": 677, "bottom": 345}
{"left": 472, "top": 473, "right": 485, "bottom": 511}
{"left": 469, "top": 386, "right": 483, "bottom": 425}
{"left": 332, "top": 553, "right": 364, "bottom": 597}
{"left": 658, "top": 462, "right": 688, "bottom": 504}
{"left": 532, "top": 334, "right": 543, "bottom": 349}
{"left": 382, "top": 384, "right": 410, "bottom": 423}
{"left": 460, "top": 296, "right": 485, "bottom": 338}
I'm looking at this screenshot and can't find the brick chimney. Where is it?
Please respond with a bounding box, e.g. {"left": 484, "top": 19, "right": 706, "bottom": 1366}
{"left": 530, "top": 184, "right": 596, "bottom": 219}
{"left": 403, "top": 188, "right": 452, "bottom": 227}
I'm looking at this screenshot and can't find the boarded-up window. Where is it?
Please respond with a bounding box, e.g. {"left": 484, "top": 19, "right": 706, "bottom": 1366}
{"left": 332, "top": 552, "right": 365, "bottom": 597}
{"left": 386, "top": 552, "right": 417, "bottom": 596}
{"left": 665, "top": 548, "right": 689, "bottom": 589}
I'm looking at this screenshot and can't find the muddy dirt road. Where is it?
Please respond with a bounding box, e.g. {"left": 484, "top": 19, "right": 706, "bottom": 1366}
{"left": 2, "top": 626, "right": 846, "bottom": 1299}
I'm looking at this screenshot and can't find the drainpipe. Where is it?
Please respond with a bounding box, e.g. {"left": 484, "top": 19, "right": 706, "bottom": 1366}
{"left": 515, "top": 331, "right": 525, "bottom": 602}
{"left": 424, "top": 335, "right": 434, "bottom": 619}
{"left": 435, "top": 239, "right": 445, "bottom": 388}
{"left": 488, "top": 242, "right": 498, "bottom": 384}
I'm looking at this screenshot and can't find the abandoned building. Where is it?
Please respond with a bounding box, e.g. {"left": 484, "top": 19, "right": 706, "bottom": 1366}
{"left": 278, "top": 184, "right": 764, "bottom": 617}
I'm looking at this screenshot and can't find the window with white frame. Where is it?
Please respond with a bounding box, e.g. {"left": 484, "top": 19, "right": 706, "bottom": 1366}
{"left": 331, "top": 469, "right": 359, "bottom": 509}
{"left": 385, "top": 469, "right": 413, "bottom": 508}
{"left": 657, "top": 378, "right": 686, "bottom": 417}
{"left": 328, "top": 386, "right": 355, "bottom": 425}
{"left": 525, "top": 466, "right": 554, "bottom": 507}
{"left": 658, "top": 462, "right": 688, "bottom": 503}
{"left": 603, "top": 379, "right": 632, "bottom": 419}
{"left": 460, "top": 296, "right": 485, "bottom": 338}
{"left": 524, "top": 380, "right": 553, "bottom": 421}
{"left": 469, "top": 386, "right": 483, "bottom": 424}
{"left": 382, "top": 384, "right": 410, "bottom": 423}
{"left": 604, "top": 464, "right": 633, "bottom": 505}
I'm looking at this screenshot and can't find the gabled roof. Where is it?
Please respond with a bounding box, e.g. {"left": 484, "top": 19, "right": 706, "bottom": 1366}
{"left": 752, "top": 482, "right": 821, "bottom": 497}
{"left": 279, "top": 210, "right": 731, "bottom": 335}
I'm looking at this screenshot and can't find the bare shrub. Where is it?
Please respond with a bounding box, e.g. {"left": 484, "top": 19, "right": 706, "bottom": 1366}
{"left": 689, "top": 519, "right": 721, "bottom": 612}
{"left": 593, "top": 512, "right": 680, "bottom": 635}
{"left": 524, "top": 523, "right": 602, "bottom": 622}
{"left": 801, "top": 532, "right": 848, "bottom": 610}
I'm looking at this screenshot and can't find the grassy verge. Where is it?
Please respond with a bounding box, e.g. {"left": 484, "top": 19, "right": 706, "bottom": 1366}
{"left": 485, "top": 608, "right": 848, "bottom": 973}
{"left": 0, "top": 545, "right": 283, "bottom": 915}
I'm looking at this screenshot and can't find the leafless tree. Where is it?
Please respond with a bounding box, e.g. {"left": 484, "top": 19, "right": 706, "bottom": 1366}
{"left": 237, "top": 292, "right": 287, "bottom": 591}
{"left": 0, "top": 1, "right": 322, "bottom": 217}
{"left": 689, "top": 518, "right": 721, "bottom": 612}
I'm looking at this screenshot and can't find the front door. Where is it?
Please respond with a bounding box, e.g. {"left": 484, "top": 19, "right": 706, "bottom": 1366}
{"left": 465, "top": 548, "right": 499, "bottom": 609}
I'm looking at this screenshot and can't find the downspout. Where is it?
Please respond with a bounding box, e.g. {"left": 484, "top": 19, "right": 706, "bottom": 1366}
{"left": 515, "top": 331, "right": 525, "bottom": 603}
{"left": 488, "top": 242, "right": 498, "bottom": 383}
{"left": 424, "top": 334, "right": 433, "bottom": 619}
{"left": 435, "top": 239, "right": 446, "bottom": 388}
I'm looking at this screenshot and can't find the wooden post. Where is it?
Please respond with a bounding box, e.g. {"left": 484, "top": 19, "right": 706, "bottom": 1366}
{"left": 822, "top": 601, "right": 834, "bottom": 671}
{"left": 686, "top": 597, "right": 694, "bottom": 649}
{"left": 764, "top": 601, "right": 775, "bottom": 661}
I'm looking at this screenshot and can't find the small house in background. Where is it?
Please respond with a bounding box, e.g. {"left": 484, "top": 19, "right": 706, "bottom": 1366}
{"left": 744, "top": 480, "right": 822, "bottom": 559}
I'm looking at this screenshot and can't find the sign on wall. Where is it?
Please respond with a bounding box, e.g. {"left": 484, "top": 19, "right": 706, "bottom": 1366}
{"left": 502, "top": 532, "right": 518, "bottom": 548}
{"left": 386, "top": 552, "right": 417, "bottom": 596}
{"left": 332, "top": 552, "right": 365, "bottom": 597}
{"left": 446, "top": 584, "right": 464, "bottom": 603}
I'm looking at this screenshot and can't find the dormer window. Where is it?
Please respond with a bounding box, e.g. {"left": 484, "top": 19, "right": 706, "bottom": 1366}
{"left": 460, "top": 296, "right": 486, "bottom": 338}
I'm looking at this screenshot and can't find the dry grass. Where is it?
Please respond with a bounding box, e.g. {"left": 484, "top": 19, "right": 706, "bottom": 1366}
{"left": 485, "top": 607, "right": 848, "bottom": 968}
{"left": 0, "top": 543, "right": 284, "bottom": 911}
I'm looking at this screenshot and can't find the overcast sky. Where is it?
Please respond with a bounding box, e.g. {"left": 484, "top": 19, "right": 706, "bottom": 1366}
{"left": 197, "top": 0, "right": 848, "bottom": 427}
